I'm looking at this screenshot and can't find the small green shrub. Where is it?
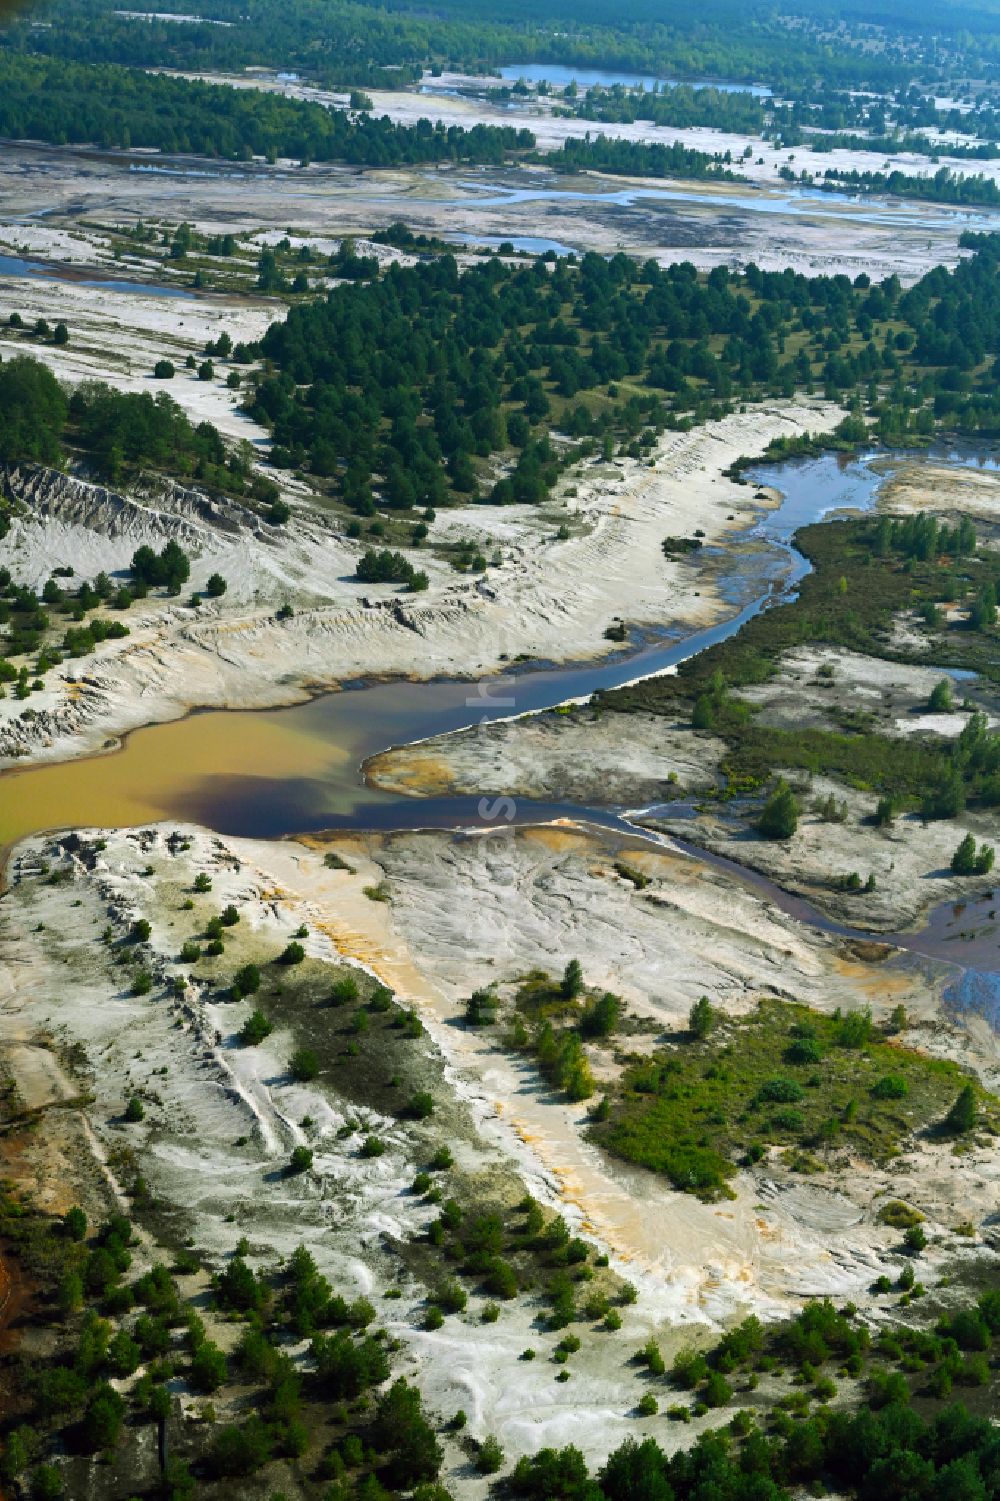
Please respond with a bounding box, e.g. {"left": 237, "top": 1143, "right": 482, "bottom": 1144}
{"left": 872, "top": 1075, "right": 908, "bottom": 1100}
{"left": 289, "top": 1047, "right": 319, "bottom": 1082}
{"left": 477, "top": 1437, "right": 504, "bottom": 1475}
{"left": 877, "top": 1201, "right": 923, "bottom": 1230}
{"left": 240, "top": 1010, "right": 273, "bottom": 1046}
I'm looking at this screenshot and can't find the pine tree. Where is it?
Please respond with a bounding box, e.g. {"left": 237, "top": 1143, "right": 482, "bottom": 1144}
{"left": 944, "top": 1084, "right": 977, "bottom": 1135}
{"left": 757, "top": 780, "right": 798, "bottom": 839}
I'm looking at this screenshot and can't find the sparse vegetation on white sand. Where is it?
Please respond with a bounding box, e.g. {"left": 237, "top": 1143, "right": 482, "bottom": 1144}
{"left": 0, "top": 402, "right": 839, "bottom": 770}
{"left": 1, "top": 818, "right": 997, "bottom": 1494}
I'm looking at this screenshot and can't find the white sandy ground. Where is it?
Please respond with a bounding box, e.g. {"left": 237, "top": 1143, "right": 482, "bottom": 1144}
{"left": 178, "top": 67, "right": 1000, "bottom": 194}
{"left": 0, "top": 270, "right": 282, "bottom": 443}
{"left": 880, "top": 458, "right": 1000, "bottom": 521}
{"left": 370, "top": 640, "right": 998, "bottom": 810}
{"left": 379, "top": 81, "right": 1000, "bottom": 189}
{"left": 370, "top": 711, "right": 732, "bottom": 807}
{"left": 0, "top": 139, "right": 989, "bottom": 284}
{"left": 650, "top": 780, "right": 1000, "bottom": 933}
{"left": 1, "top": 820, "right": 997, "bottom": 1486}
{"left": 732, "top": 643, "right": 999, "bottom": 740}
{"left": 0, "top": 399, "right": 844, "bottom": 767}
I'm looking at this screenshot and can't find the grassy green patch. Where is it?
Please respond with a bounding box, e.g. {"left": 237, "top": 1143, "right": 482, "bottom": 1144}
{"left": 592, "top": 998, "right": 996, "bottom": 1198}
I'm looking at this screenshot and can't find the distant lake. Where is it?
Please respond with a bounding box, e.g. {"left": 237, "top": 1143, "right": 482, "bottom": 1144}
{"left": 449, "top": 232, "right": 577, "bottom": 255}
{"left": 497, "top": 63, "right": 771, "bottom": 97}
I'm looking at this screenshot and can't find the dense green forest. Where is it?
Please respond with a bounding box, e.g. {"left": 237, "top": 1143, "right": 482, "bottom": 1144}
{"left": 563, "top": 81, "right": 766, "bottom": 134}
{"left": 0, "top": 0, "right": 943, "bottom": 94}
{"left": 548, "top": 134, "right": 738, "bottom": 179}
{"left": 0, "top": 53, "right": 534, "bottom": 163}
{"left": 0, "top": 52, "right": 739, "bottom": 178}
{"left": 507, "top": 1398, "right": 1000, "bottom": 1501}
{"left": 242, "top": 232, "right": 1000, "bottom": 514}
{"left": 0, "top": 52, "right": 751, "bottom": 180}
{"left": 8, "top": 234, "right": 1000, "bottom": 526}
{"left": 819, "top": 165, "right": 1000, "bottom": 206}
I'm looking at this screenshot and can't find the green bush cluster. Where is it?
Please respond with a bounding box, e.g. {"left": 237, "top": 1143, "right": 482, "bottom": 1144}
{"left": 592, "top": 998, "right": 991, "bottom": 1197}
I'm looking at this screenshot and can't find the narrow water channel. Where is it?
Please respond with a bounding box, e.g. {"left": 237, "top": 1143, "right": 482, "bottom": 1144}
{"left": 0, "top": 448, "right": 885, "bottom": 848}
{"left": 1, "top": 446, "right": 997, "bottom": 1011}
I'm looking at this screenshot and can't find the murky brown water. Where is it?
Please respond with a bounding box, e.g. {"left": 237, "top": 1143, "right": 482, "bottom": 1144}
{"left": 0, "top": 704, "right": 356, "bottom": 850}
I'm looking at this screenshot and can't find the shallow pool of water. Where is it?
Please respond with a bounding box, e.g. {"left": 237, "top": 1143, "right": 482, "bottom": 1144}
{"left": 450, "top": 232, "right": 578, "bottom": 255}
{"left": 0, "top": 252, "right": 194, "bottom": 299}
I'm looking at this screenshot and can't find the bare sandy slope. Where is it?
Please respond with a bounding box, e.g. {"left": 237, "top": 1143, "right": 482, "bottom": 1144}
{"left": 371, "top": 710, "right": 1000, "bottom": 930}
{"left": 0, "top": 400, "right": 842, "bottom": 768}
{"left": 2, "top": 817, "right": 996, "bottom": 1482}
{"left": 649, "top": 788, "right": 999, "bottom": 933}
{"left": 370, "top": 708, "right": 728, "bottom": 806}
